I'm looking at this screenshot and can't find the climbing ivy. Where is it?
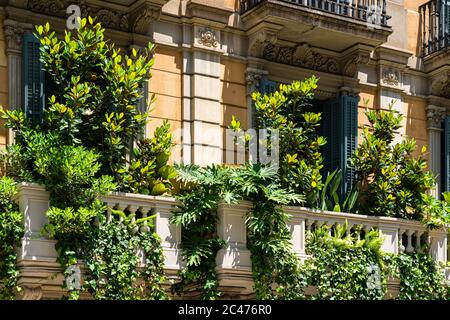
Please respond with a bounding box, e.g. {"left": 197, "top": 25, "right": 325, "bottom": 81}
{"left": 384, "top": 252, "right": 449, "bottom": 300}
{"left": 304, "top": 224, "right": 387, "bottom": 300}
{"left": 0, "top": 177, "right": 24, "bottom": 299}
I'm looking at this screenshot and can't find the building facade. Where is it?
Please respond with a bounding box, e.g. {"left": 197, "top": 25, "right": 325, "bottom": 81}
{"left": 0, "top": 0, "right": 449, "bottom": 194}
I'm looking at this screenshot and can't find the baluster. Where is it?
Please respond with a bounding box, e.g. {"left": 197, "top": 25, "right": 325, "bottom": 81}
{"left": 405, "top": 230, "right": 414, "bottom": 253}
{"left": 398, "top": 229, "right": 406, "bottom": 253}
{"left": 116, "top": 203, "right": 127, "bottom": 223}
{"left": 106, "top": 206, "right": 113, "bottom": 224}
{"left": 347, "top": 223, "right": 354, "bottom": 237}
{"left": 140, "top": 207, "right": 151, "bottom": 233}
{"left": 414, "top": 231, "right": 422, "bottom": 253}
{"left": 429, "top": 1, "right": 433, "bottom": 52}
{"left": 362, "top": 224, "right": 371, "bottom": 239}
{"left": 305, "top": 219, "right": 314, "bottom": 232}
{"left": 128, "top": 206, "right": 139, "bottom": 234}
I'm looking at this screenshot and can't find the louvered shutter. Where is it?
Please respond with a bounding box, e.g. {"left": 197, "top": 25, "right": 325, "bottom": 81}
{"left": 341, "top": 95, "right": 358, "bottom": 197}
{"left": 442, "top": 116, "right": 450, "bottom": 192}
{"left": 23, "top": 33, "right": 45, "bottom": 124}
{"left": 260, "top": 79, "right": 277, "bottom": 95}
{"left": 322, "top": 94, "right": 358, "bottom": 199}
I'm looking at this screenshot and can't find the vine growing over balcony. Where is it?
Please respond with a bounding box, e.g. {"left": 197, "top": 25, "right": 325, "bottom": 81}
{"left": 0, "top": 18, "right": 170, "bottom": 300}
{"left": 0, "top": 177, "right": 24, "bottom": 299}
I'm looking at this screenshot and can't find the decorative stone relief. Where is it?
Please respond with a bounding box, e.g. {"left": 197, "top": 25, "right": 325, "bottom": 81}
{"left": 4, "top": 20, "right": 33, "bottom": 53}
{"left": 245, "top": 69, "right": 265, "bottom": 95}
{"left": 130, "top": 4, "right": 161, "bottom": 34}
{"left": 261, "top": 42, "right": 340, "bottom": 75}
{"left": 197, "top": 28, "right": 219, "bottom": 48}
{"left": 27, "top": 0, "right": 162, "bottom": 34}
{"left": 381, "top": 68, "right": 401, "bottom": 87}
{"left": 426, "top": 105, "right": 447, "bottom": 130}
{"left": 430, "top": 71, "right": 450, "bottom": 99}
{"left": 342, "top": 51, "right": 371, "bottom": 78}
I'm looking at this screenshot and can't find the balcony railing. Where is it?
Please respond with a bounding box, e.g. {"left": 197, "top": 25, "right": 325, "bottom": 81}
{"left": 14, "top": 183, "right": 449, "bottom": 299}
{"left": 420, "top": 0, "right": 450, "bottom": 56}
{"left": 240, "top": 0, "right": 391, "bottom": 27}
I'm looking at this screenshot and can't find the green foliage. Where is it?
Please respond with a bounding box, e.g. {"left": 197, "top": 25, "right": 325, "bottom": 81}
{"left": 351, "top": 103, "right": 438, "bottom": 223}
{"left": 231, "top": 164, "right": 305, "bottom": 299}
{"left": 319, "top": 169, "right": 358, "bottom": 212}
{"left": 34, "top": 18, "right": 154, "bottom": 179}
{"left": 171, "top": 164, "right": 231, "bottom": 300}
{"left": 304, "top": 223, "right": 387, "bottom": 299}
{"left": 83, "top": 213, "right": 167, "bottom": 300}
{"left": 0, "top": 18, "right": 169, "bottom": 300}
{"left": 0, "top": 177, "right": 24, "bottom": 299}
{"left": 249, "top": 77, "right": 325, "bottom": 205}
{"left": 385, "top": 252, "right": 449, "bottom": 300}
{"left": 118, "top": 120, "right": 176, "bottom": 195}
{"left": 172, "top": 163, "right": 306, "bottom": 300}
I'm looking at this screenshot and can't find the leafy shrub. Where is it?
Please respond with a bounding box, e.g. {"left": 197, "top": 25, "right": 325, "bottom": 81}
{"left": 118, "top": 120, "right": 176, "bottom": 195}
{"left": 171, "top": 164, "right": 230, "bottom": 300}
{"left": 304, "top": 224, "right": 387, "bottom": 300}
{"left": 351, "top": 103, "right": 437, "bottom": 222}
{"left": 385, "top": 252, "right": 448, "bottom": 300}
{"left": 231, "top": 77, "right": 325, "bottom": 205}
{"left": 0, "top": 18, "right": 169, "bottom": 300}
{"left": 0, "top": 177, "right": 24, "bottom": 299}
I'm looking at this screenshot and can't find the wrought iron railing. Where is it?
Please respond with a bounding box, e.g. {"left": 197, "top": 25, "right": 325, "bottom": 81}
{"left": 420, "top": 0, "right": 450, "bottom": 56}
{"left": 240, "top": 0, "right": 391, "bottom": 27}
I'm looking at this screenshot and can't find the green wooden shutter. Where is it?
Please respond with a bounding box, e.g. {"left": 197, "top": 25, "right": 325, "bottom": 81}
{"left": 341, "top": 95, "right": 359, "bottom": 197}
{"left": 23, "top": 32, "right": 45, "bottom": 124}
{"left": 260, "top": 79, "right": 277, "bottom": 95}
{"left": 322, "top": 94, "right": 358, "bottom": 199}
{"left": 442, "top": 116, "right": 450, "bottom": 192}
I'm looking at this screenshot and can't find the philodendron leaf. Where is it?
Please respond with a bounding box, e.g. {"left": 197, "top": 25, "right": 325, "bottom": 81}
{"left": 151, "top": 182, "right": 167, "bottom": 195}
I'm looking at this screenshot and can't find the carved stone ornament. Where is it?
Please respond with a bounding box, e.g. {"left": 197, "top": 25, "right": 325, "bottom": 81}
{"left": 262, "top": 42, "right": 340, "bottom": 75}
{"left": 426, "top": 105, "right": 447, "bottom": 130}
{"left": 382, "top": 68, "right": 400, "bottom": 87}
{"left": 197, "top": 28, "right": 219, "bottom": 48}
{"left": 27, "top": 0, "right": 162, "bottom": 34}
{"left": 342, "top": 51, "right": 371, "bottom": 77}
{"left": 4, "top": 20, "right": 33, "bottom": 53}
{"left": 245, "top": 70, "right": 265, "bottom": 95}
{"left": 430, "top": 71, "right": 450, "bottom": 99}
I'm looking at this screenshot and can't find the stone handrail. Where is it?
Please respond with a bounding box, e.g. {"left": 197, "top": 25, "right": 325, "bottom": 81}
{"left": 14, "top": 183, "right": 448, "bottom": 299}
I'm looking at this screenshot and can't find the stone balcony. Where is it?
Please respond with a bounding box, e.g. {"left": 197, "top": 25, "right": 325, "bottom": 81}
{"left": 14, "top": 183, "right": 449, "bottom": 299}
{"left": 240, "top": 0, "right": 392, "bottom": 61}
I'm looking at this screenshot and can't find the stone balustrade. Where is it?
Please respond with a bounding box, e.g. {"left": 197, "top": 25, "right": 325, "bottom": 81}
{"left": 14, "top": 183, "right": 448, "bottom": 299}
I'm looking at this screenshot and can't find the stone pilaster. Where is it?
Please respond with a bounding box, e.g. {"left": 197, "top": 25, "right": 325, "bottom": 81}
{"left": 426, "top": 105, "right": 447, "bottom": 198}
{"left": 181, "top": 26, "right": 223, "bottom": 166}
{"left": 4, "top": 19, "right": 33, "bottom": 145}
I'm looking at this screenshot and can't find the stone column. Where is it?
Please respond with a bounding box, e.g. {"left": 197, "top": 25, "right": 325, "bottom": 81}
{"left": 4, "top": 19, "right": 33, "bottom": 145}
{"left": 426, "top": 105, "right": 446, "bottom": 198}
